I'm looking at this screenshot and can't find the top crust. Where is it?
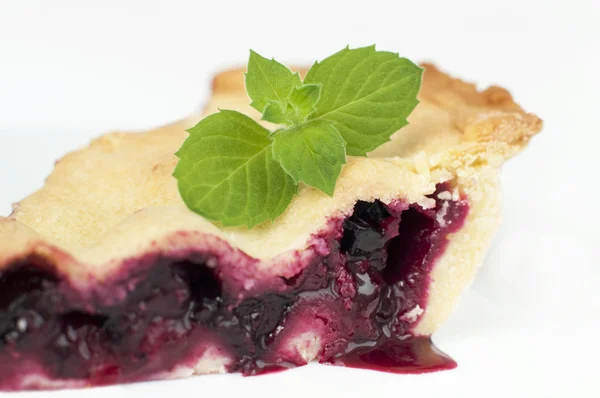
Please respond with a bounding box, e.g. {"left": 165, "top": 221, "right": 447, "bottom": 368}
{"left": 0, "top": 64, "right": 542, "bottom": 277}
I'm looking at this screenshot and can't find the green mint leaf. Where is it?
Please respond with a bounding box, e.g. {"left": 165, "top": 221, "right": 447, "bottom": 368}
{"left": 261, "top": 100, "right": 287, "bottom": 124}
{"left": 286, "top": 83, "right": 321, "bottom": 124}
{"left": 272, "top": 120, "right": 346, "bottom": 196}
{"left": 304, "top": 45, "right": 423, "bottom": 155}
{"left": 176, "top": 47, "right": 423, "bottom": 228}
{"left": 174, "top": 110, "right": 297, "bottom": 227}
{"left": 245, "top": 50, "right": 301, "bottom": 113}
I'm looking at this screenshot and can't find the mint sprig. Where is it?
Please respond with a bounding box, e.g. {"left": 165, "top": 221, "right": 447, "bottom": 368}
{"left": 175, "top": 46, "right": 422, "bottom": 228}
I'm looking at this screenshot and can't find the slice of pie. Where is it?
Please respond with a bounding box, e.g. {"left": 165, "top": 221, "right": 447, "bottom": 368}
{"left": 0, "top": 64, "right": 541, "bottom": 390}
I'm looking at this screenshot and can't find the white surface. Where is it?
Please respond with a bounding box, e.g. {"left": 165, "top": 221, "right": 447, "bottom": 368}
{"left": 0, "top": 0, "right": 599, "bottom": 397}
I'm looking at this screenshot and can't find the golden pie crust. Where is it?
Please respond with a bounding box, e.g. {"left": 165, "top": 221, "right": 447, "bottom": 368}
{"left": 0, "top": 64, "right": 542, "bottom": 340}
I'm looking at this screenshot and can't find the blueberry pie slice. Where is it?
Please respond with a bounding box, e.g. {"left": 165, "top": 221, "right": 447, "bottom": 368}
{"left": 0, "top": 64, "right": 541, "bottom": 390}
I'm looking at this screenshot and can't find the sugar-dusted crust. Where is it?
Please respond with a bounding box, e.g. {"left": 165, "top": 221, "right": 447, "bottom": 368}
{"left": 0, "top": 64, "right": 541, "bottom": 344}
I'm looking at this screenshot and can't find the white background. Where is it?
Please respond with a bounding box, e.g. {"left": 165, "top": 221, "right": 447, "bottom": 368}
{"left": 0, "top": 0, "right": 599, "bottom": 397}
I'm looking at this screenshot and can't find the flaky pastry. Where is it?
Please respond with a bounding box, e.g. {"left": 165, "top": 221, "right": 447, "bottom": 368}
{"left": 0, "top": 64, "right": 541, "bottom": 390}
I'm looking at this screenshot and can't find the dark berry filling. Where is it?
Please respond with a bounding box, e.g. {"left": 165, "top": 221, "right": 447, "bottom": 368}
{"left": 0, "top": 183, "right": 468, "bottom": 390}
